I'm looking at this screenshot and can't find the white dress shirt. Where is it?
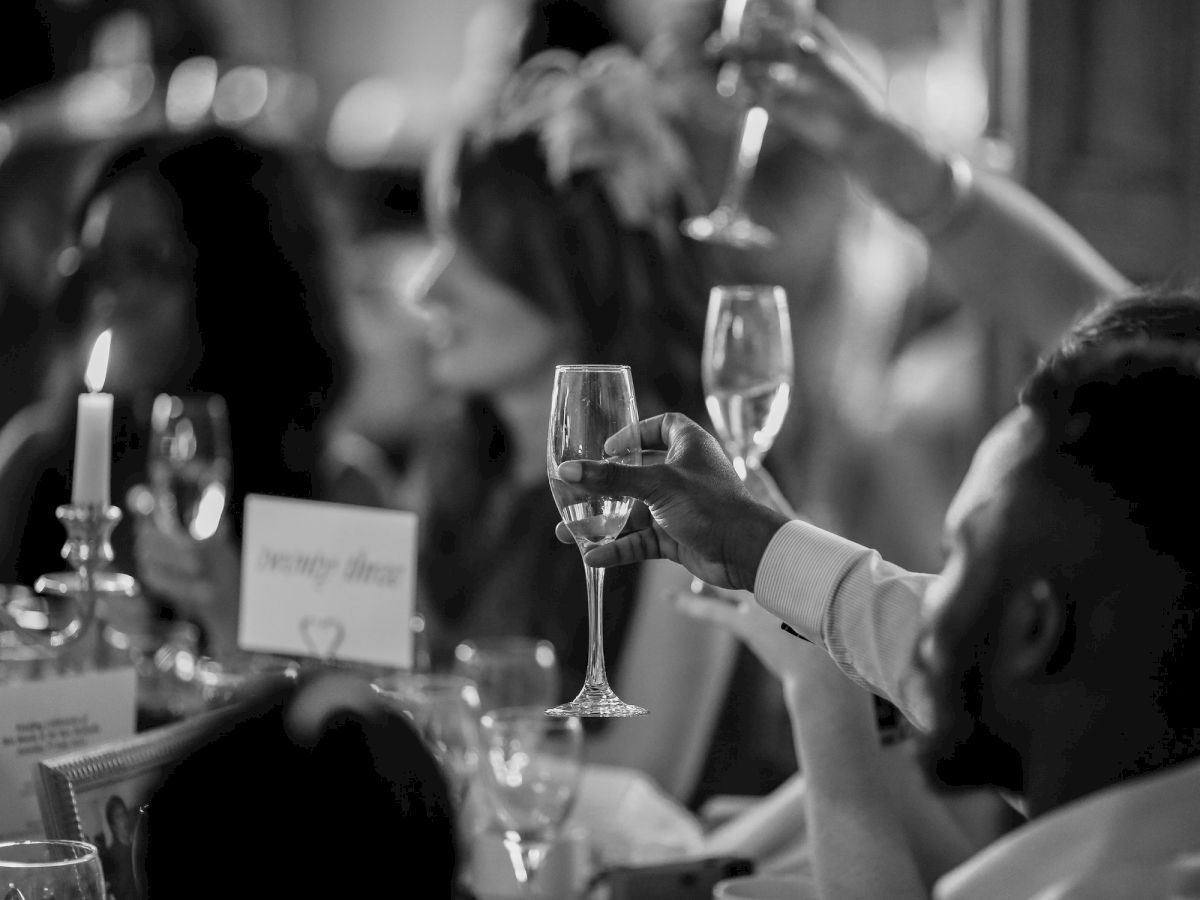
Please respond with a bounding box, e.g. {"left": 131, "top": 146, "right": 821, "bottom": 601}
{"left": 934, "top": 754, "right": 1200, "bottom": 900}
{"left": 753, "top": 519, "right": 935, "bottom": 729}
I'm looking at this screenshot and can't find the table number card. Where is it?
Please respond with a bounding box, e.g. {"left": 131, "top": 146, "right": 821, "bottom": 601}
{"left": 0, "top": 667, "right": 136, "bottom": 840}
{"left": 238, "top": 495, "right": 418, "bottom": 669}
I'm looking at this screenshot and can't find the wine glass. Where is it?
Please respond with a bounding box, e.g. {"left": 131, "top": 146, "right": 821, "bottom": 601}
{"left": 703, "top": 285, "right": 794, "bottom": 505}
{"left": 478, "top": 707, "right": 583, "bottom": 894}
{"left": 681, "top": 0, "right": 815, "bottom": 249}
{"left": 0, "top": 840, "right": 106, "bottom": 900}
{"left": 453, "top": 636, "right": 561, "bottom": 713}
{"left": 371, "top": 672, "right": 483, "bottom": 817}
{"left": 546, "top": 364, "right": 645, "bottom": 718}
{"left": 147, "top": 392, "right": 231, "bottom": 541}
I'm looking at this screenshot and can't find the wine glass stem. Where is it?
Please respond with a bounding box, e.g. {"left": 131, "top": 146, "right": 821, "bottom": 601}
{"left": 504, "top": 836, "right": 549, "bottom": 894}
{"left": 583, "top": 562, "right": 611, "bottom": 692}
{"left": 716, "top": 105, "right": 769, "bottom": 213}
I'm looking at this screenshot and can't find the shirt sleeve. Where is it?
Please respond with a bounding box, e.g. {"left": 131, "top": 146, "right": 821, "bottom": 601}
{"left": 753, "top": 519, "right": 937, "bottom": 729}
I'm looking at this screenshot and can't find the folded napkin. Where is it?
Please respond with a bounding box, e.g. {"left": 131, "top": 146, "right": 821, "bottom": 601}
{"left": 568, "top": 763, "right": 706, "bottom": 867}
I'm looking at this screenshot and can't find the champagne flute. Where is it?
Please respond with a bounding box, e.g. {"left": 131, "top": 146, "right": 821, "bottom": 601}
{"left": 147, "top": 393, "right": 231, "bottom": 541}
{"left": 703, "top": 285, "right": 794, "bottom": 510}
{"left": 681, "top": 0, "right": 815, "bottom": 249}
{"left": 546, "top": 364, "right": 645, "bottom": 718}
{"left": 478, "top": 707, "right": 583, "bottom": 894}
{"left": 0, "top": 840, "right": 106, "bottom": 900}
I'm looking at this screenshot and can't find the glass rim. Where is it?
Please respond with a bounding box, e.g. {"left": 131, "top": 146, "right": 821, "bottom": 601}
{"left": 482, "top": 705, "right": 583, "bottom": 726}
{"left": 370, "top": 672, "right": 481, "bottom": 699}
{"left": 553, "top": 364, "right": 631, "bottom": 372}
{"left": 0, "top": 839, "right": 99, "bottom": 866}
{"left": 709, "top": 284, "right": 787, "bottom": 296}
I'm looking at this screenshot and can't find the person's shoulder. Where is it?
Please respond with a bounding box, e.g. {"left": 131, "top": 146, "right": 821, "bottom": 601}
{"left": 0, "top": 400, "right": 67, "bottom": 479}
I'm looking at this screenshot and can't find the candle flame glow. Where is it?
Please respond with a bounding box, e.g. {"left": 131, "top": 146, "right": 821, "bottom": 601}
{"left": 85, "top": 329, "right": 112, "bottom": 392}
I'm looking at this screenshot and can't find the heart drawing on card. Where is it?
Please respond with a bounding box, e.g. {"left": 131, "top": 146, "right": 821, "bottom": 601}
{"left": 299, "top": 615, "right": 346, "bottom": 660}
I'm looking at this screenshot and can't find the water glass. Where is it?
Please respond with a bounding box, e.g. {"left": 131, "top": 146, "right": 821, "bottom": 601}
{"left": 0, "top": 840, "right": 106, "bottom": 900}
{"left": 452, "top": 636, "right": 561, "bottom": 713}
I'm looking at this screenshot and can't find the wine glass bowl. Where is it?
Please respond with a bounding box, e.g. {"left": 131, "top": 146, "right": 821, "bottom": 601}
{"left": 703, "top": 285, "right": 793, "bottom": 480}
{"left": 546, "top": 364, "right": 646, "bottom": 718}
{"left": 478, "top": 707, "right": 584, "bottom": 891}
{"left": 681, "top": 0, "right": 814, "bottom": 250}
{"left": 148, "top": 393, "right": 231, "bottom": 541}
{"left": 453, "top": 636, "right": 561, "bottom": 713}
{"left": 0, "top": 840, "right": 107, "bottom": 900}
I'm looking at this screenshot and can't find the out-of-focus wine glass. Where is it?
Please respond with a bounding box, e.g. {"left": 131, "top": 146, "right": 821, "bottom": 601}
{"left": 703, "top": 285, "right": 793, "bottom": 483}
{"left": 148, "top": 393, "right": 231, "bottom": 541}
{"left": 693, "top": 287, "right": 794, "bottom": 595}
{"left": 546, "top": 364, "right": 644, "bottom": 718}
{"left": 478, "top": 707, "right": 583, "bottom": 894}
{"left": 0, "top": 840, "right": 106, "bottom": 900}
{"left": 372, "top": 672, "right": 483, "bottom": 817}
{"left": 453, "top": 636, "right": 561, "bottom": 714}
{"left": 681, "top": 0, "right": 815, "bottom": 249}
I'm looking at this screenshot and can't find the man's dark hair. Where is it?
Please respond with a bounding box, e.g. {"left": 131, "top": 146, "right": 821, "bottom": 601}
{"left": 1017, "top": 338, "right": 1200, "bottom": 733}
{"left": 1025, "top": 284, "right": 1200, "bottom": 399}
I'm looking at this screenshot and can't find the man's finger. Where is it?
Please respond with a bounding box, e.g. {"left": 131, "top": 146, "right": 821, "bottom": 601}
{"left": 581, "top": 528, "right": 671, "bottom": 568}
{"left": 556, "top": 458, "right": 655, "bottom": 498}
{"left": 555, "top": 522, "right": 574, "bottom": 544}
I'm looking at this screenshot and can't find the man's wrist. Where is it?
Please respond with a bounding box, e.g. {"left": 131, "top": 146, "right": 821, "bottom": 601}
{"left": 729, "top": 505, "right": 791, "bottom": 592}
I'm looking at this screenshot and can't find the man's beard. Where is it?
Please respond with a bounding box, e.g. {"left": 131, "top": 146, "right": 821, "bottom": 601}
{"left": 917, "top": 657, "right": 1025, "bottom": 795}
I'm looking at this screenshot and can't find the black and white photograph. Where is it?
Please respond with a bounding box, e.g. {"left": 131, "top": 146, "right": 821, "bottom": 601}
{"left": 3, "top": 1, "right": 1200, "bottom": 898}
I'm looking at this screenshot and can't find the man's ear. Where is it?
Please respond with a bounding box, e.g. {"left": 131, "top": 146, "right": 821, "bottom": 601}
{"left": 997, "top": 578, "right": 1073, "bottom": 679}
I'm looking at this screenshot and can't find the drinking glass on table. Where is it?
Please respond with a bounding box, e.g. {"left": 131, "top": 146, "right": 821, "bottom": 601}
{"left": 681, "top": 0, "right": 816, "bottom": 249}
{"left": 371, "top": 672, "right": 483, "bottom": 817}
{"left": 0, "top": 840, "right": 106, "bottom": 900}
{"left": 478, "top": 707, "right": 583, "bottom": 895}
{"left": 453, "top": 636, "right": 561, "bottom": 713}
{"left": 546, "top": 364, "right": 644, "bottom": 718}
{"left": 148, "top": 393, "right": 231, "bottom": 541}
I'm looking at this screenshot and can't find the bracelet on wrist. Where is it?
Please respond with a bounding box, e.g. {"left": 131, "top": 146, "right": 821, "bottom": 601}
{"left": 900, "top": 152, "right": 976, "bottom": 240}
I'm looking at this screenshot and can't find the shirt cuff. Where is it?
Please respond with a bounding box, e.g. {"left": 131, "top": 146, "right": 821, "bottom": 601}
{"left": 753, "top": 519, "right": 874, "bottom": 644}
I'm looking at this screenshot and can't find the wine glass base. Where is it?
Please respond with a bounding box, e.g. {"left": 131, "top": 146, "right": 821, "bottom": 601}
{"left": 546, "top": 685, "right": 647, "bottom": 718}
{"left": 681, "top": 210, "right": 778, "bottom": 250}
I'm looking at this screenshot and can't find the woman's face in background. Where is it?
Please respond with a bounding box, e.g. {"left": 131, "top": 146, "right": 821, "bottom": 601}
{"left": 75, "top": 173, "right": 194, "bottom": 395}
{"left": 413, "top": 236, "right": 575, "bottom": 397}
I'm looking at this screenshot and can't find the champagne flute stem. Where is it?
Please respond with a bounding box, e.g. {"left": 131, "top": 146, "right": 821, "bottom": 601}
{"left": 583, "top": 561, "right": 610, "bottom": 692}
{"left": 715, "top": 105, "right": 769, "bottom": 213}
{"left": 503, "top": 836, "right": 549, "bottom": 892}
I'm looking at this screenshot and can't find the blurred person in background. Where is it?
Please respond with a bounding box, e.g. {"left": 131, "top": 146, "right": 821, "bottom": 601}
{"left": 403, "top": 44, "right": 741, "bottom": 801}
{"left": 0, "top": 125, "right": 350, "bottom": 661}
{"left": 319, "top": 168, "right": 447, "bottom": 513}
{"left": 138, "top": 668, "right": 460, "bottom": 898}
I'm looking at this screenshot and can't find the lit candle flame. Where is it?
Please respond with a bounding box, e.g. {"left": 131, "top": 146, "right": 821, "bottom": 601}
{"left": 84, "top": 329, "right": 112, "bottom": 392}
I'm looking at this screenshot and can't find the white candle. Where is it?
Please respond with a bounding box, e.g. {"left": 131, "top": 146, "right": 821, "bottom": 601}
{"left": 72, "top": 330, "right": 113, "bottom": 507}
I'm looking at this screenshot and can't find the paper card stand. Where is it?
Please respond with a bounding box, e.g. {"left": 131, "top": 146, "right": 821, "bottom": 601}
{"left": 237, "top": 495, "right": 418, "bottom": 669}
{"left": 0, "top": 667, "right": 137, "bottom": 841}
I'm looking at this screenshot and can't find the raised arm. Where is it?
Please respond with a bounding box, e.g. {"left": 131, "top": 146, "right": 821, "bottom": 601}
{"left": 731, "top": 19, "right": 1131, "bottom": 348}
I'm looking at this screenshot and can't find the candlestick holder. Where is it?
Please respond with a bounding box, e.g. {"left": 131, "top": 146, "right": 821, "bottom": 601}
{"left": 0, "top": 504, "right": 137, "bottom": 654}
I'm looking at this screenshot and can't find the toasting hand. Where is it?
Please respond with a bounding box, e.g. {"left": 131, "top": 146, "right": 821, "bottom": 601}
{"left": 553, "top": 413, "right": 790, "bottom": 592}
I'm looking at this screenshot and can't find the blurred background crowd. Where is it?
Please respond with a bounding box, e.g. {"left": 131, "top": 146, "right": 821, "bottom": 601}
{"left": 0, "top": 0, "right": 1185, "bottom": 817}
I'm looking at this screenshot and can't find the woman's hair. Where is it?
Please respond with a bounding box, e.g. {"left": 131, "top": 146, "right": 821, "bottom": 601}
{"left": 418, "top": 48, "right": 719, "bottom": 672}
{"left": 139, "top": 671, "right": 459, "bottom": 898}
{"left": 428, "top": 92, "right": 712, "bottom": 420}
{"left": 54, "top": 126, "right": 350, "bottom": 518}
